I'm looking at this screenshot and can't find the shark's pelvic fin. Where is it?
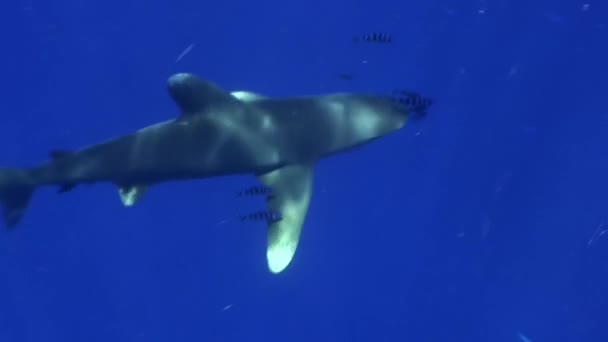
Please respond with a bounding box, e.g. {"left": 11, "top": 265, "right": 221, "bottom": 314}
{"left": 230, "top": 91, "right": 267, "bottom": 102}
{"left": 258, "top": 163, "right": 314, "bottom": 274}
{"left": 167, "top": 73, "right": 236, "bottom": 116}
{"left": 118, "top": 186, "right": 147, "bottom": 206}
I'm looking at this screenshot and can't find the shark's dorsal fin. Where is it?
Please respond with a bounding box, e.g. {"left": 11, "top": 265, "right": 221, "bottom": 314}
{"left": 117, "top": 185, "right": 147, "bottom": 206}
{"left": 167, "top": 73, "right": 235, "bottom": 116}
{"left": 257, "top": 163, "right": 314, "bottom": 274}
{"left": 230, "top": 91, "right": 267, "bottom": 102}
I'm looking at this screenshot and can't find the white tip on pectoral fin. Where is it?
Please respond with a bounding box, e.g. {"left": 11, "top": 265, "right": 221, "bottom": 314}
{"left": 230, "top": 91, "right": 267, "bottom": 102}
{"left": 118, "top": 186, "right": 148, "bottom": 206}
{"left": 258, "top": 163, "right": 314, "bottom": 274}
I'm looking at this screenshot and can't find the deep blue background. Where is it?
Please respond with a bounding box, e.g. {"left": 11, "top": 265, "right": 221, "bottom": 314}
{"left": 1, "top": 0, "right": 607, "bottom": 341}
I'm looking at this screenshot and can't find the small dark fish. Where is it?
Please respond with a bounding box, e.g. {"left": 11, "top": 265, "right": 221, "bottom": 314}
{"left": 392, "top": 89, "right": 433, "bottom": 117}
{"left": 354, "top": 33, "right": 393, "bottom": 44}
{"left": 240, "top": 210, "right": 283, "bottom": 224}
{"left": 337, "top": 73, "right": 354, "bottom": 80}
{"left": 237, "top": 185, "right": 273, "bottom": 197}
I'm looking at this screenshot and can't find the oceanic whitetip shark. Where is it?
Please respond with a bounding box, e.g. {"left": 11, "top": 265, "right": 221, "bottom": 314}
{"left": 0, "top": 73, "right": 430, "bottom": 274}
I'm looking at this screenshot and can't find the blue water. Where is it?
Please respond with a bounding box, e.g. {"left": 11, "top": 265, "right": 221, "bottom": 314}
{"left": 1, "top": 0, "right": 607, "bottom": 341}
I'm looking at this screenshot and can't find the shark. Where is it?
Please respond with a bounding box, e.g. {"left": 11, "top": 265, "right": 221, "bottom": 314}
{"left": 0, "top": 73, "right": 430, "bottom": 274}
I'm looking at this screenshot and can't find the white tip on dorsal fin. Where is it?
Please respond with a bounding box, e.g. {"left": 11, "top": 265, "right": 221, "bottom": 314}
{"left": 118, "top": 186, "right": 148, "bottom": 206}
{"left": 230, "top": 91, "right": 267, "bottom": 102}
{"left": 257, "top": 163, "right": 314, "bottom": 274}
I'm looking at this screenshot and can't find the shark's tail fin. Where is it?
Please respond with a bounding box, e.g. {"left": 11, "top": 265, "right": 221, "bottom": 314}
{"left": 0, "top": 168, "right": 36, "bottom": 229}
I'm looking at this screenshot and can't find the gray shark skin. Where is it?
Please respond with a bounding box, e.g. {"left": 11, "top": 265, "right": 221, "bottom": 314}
{"left": 0, "top": 73, "right": 421, "bottom": 274}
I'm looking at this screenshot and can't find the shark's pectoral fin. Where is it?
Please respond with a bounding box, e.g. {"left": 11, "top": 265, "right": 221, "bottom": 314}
{"left": 257, "top": 163, "right": 314, "bottom": 274}
{"left": 167, "top": 73, "right": 237, "bottom": 117}
{"left": 118, "top": 186, "right": 147, "bottom": 206}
